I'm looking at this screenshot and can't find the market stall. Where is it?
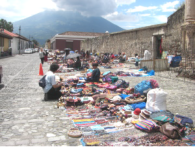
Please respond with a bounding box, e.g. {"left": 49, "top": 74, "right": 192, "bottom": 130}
{"left": 54, "top": 68, "right": 194, "bottom": 146}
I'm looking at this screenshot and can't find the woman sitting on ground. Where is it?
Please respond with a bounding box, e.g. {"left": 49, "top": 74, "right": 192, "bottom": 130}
{"left": 86, "top": 63, "right": 100, "bottom": 82}
{"left": 74, "top": 57, "right": 81, "bottom": 69}
{"left": 43, "top": 63, "right": 64, "bottom": 101}
{"left": 67, "top": 58, "right": 74, "bottom": 68}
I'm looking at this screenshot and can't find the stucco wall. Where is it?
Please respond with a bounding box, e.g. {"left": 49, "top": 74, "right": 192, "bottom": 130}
{"left": 3, "top": 38, "right": 9, "bottom": 51}
{"left": 81, "top": 5, "right": 185, "bottom": 57}
{"left": 163, "top": 5, "right": 185, "bottom": 54}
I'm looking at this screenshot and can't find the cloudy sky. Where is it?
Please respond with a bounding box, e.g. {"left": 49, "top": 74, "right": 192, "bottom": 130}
{"left": 0, "top": 0, "right": 184, "bottom": 30}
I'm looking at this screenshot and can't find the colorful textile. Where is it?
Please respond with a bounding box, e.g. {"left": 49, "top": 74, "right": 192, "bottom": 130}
{"left": 73, "top": 119, "right": 94, "bottom": 122}
{"left": 153, "top": 115, "right": 173, "bottom": 122}
{"left": 135, "top": 120, "right": 158, "bottom": 132}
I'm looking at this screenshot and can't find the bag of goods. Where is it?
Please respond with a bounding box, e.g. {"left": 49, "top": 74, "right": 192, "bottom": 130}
{"left": 134, "top": 80, "right": 152, "bottom": 95}
{"left": 146, "top": 88, "right": 167, "bottom": 112}
{"left": 113, "top": 79, "right": 129, "bottom": 88}
{"left": 160, "top": 122, "right": 181, "bottom": 139}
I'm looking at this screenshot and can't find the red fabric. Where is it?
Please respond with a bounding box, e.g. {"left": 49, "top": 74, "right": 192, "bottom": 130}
{"left": 134, "top": 108, "right": 141, "bottom": 115}
{"left": 111, "top": 54, "right": 115, "bottom": 59}
{"left": 44, "top": 55, "right": 48, "bottom": 62}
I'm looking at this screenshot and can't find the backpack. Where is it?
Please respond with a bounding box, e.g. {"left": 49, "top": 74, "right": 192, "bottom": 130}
{"left": 134, "top": 80, "right": 152, "bottom": 94}
{"left": 39, "top": 75, "right": 46, "bottom": 88}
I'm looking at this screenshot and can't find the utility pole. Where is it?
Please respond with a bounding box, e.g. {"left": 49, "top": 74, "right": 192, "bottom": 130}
{"left": 29, "top": 35, "right": 30, "bottom": 48}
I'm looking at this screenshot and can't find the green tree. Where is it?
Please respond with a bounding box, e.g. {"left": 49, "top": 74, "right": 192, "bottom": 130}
{"left": 32, "top": 39, "right": 39, "bottom": 46}
{"left": 0, "top": 19, "right": 13, "bottom": 32}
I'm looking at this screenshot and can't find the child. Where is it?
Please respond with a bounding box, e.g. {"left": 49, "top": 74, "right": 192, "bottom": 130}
{"left": 135, "top": 56, "right": 140, "bottom": 67}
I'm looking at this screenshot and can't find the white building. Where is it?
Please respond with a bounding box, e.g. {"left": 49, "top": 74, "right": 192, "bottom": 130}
{"left": 4, "top": 29, "right": 30, "bottom": 55}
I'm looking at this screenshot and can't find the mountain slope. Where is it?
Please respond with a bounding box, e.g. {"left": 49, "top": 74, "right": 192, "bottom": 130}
{"left": 13, "top": 10, "right": 124, "bottom": 45}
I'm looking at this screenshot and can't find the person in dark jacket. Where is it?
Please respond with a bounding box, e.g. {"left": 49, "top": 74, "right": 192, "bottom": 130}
{"left": 74, "top": 57, "right": 81, "bottom": 69}
{"left": 86, "top": 63, "right": 100, "bottom": 82}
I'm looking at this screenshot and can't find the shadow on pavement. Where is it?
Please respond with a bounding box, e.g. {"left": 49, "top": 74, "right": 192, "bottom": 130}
{"left": 0, "top": 84, "right": 4, "bottom": 90}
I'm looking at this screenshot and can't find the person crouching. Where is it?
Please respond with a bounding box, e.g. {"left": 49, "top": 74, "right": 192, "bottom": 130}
{"left": 43, "top": 63, "right": 64, "bottom": 101}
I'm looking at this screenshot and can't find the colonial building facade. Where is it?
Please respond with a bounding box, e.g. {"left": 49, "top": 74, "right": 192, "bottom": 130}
{"left": 50, "top": 31, "right": 105, "bottom": 52}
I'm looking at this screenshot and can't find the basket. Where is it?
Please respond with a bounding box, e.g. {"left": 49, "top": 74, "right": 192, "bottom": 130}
{"left": 68, "top": 128, "right": 82, "bottom": 138}
{"left": 125, "top": 97, "right": 146, "bottom": 104}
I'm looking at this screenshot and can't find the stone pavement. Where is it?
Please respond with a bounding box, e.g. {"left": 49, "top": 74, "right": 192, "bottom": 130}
{"left": 0, "top": 53, "right": 194, "bottom": 146}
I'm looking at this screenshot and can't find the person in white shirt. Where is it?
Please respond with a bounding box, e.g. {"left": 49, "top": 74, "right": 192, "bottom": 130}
{"left": 39, "top": 48, "right": 44, "bottom": 64}
{"left": 44, "top": 63, "right": 64, "bottom": 101}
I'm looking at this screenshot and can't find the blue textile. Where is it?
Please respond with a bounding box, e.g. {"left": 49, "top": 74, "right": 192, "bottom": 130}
{"left": 87, "top": 69, "right": 93, "bottom": 73}
{"left": 147, "top": 70, "right": 155, "bottom": 76}
{"left": 74, "top": 121, "right": 95, "bottom": 124}
{"left": 90, "top": 125, "right": 104, "bottom": 131}
{"left": 128, "top": 102, "right": 146, "bottom": 110}
{"left": 170, "top": 56, "right": 182, "bottom": 67}
{"left": 80, "top": 138, "right": 86, "bottom": 146}
{"left": 77, "top": 83, "right": 84, "bottom": 86}
{"left": 119, "top": 94, "right": 130, "bottom": 100}
{"left": 103, "top": 71, "right": 111, "bottom": 76}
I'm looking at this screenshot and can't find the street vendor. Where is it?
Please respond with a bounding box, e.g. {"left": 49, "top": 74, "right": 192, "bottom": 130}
{"left": 86, "top": 63, "right": 100, "bottom": 82}
{"left": 44, "top": 63, "right": 64, "bottom": 100}
{"left": 67, "top": 58, "right": 74, "bottom": 68}
{"left": 74, "top": 57, "right": 81, "bottom": 69}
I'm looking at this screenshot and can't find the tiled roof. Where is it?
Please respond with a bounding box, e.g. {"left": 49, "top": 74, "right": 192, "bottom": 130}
{"left": 3, "top": 29, "right": 19, "bottom": 37}
{"left": 3, "top": 29, "right": 29, "bottom": 41}
{"left": 15, "top": 33, "right": 29, "bottom": 41}
{"left": 0, "top": 31, "right": 13, "bottom": 39}
{"left": 59, "top": 31, "right": 106, "bottom": 37}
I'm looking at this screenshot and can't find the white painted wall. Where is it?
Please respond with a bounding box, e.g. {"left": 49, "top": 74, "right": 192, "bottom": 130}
{"left": 11, "top": 38, "right": 29, "bottom": 55}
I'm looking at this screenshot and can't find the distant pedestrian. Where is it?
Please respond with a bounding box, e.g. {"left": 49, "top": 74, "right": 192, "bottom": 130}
{"left": 44, "top": 49, "right": 48, "bottom": 62}
{"left": 39, "top": 48, "right": 44, "bottom": 64}
{"left": 135, "top": 56, "right": 140, "bottom": 67}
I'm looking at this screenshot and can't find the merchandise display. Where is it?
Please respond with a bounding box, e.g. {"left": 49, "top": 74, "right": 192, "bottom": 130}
{"left": 48, "top": 52, "right": 194, "bottom": 146}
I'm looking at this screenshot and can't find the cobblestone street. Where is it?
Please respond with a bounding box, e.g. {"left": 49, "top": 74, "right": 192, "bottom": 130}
{"left": 0, "top": 53, "right": 195, "bottom": 146}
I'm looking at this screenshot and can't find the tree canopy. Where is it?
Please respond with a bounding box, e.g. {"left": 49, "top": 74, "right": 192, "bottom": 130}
{"left": 32, "top": 39, "right": 39, "bottom": 46}
{"left": 0, "top": 19, "right": 13, "bottom": 32}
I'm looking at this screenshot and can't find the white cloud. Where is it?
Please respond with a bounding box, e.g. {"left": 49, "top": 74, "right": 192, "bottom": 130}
{"left": 155, "top": 15, "right": 167, "bottom": 22}
{"left": 52, "top": 0, "right": 117, "bottom": 17}
{"left": 103, "top": 11, "right": 140, "bottom": 22}
{"left": 160, "top": 1, "right": 179, "bottom": 12}
{"left": 115, "top": 0, "right": 136, "bottom": 6}
{"left": 127, "top": 6, "right": 158, "bottom": 13}
{"left": 0, "top": 0, "right": 58, "bottom": 22}
{"left": 140, "top": 14, "right": 151, "bottom": 17}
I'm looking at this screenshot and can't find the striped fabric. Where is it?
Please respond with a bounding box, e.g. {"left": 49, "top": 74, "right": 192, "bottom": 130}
{"left": 135, "top": 120, "right": 157, "bottom": 132}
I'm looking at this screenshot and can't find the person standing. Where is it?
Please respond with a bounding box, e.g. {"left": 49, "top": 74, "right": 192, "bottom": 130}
{"left": 135, "top": 56, "right": 140, "bottom": 68}
{"left": 44, "top": 49, "right": 48, "bottom": 62}
{"left": 39, "top": 48, "right": 44, "bottom": 64}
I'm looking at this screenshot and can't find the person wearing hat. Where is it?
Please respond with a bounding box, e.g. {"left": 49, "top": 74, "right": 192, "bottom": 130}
{"left": 86, "top": 63, "right": 100, "bottom": 82}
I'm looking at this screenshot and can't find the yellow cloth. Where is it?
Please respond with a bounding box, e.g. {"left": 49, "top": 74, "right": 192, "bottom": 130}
{"left": 131, "top": 120, "right": 139, "bottom": 124}
{"left": 73, "top": 119, "right": 94, "bottom": 122}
